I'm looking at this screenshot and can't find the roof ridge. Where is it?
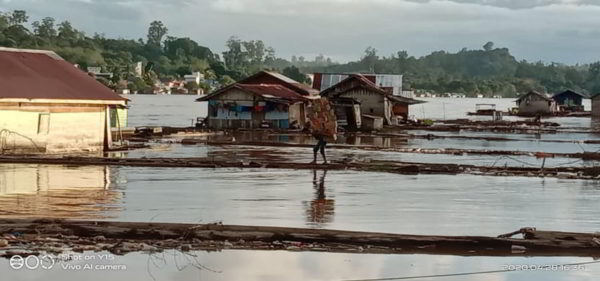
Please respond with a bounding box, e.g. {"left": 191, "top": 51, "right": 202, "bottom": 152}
{"left": 0, "top": 47, "right": 63, "bottom": 60}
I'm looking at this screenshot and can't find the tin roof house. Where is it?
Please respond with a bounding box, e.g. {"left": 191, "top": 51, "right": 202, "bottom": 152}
{"left": 313, "top": 72, "right": 407, "bottom": 97}
{"left": 552, "top": 90, "right": 588, "bottom": 112}
{"left": 320, "top": 74, "right": 424, "bottom": 127}
{"left": 0, "top": 47, "right": 128, "bottom": 154}
{"left": 196, "top": 71, "right": 318, "bottom": 130}
{"left": 515, "top": 91, "right": 557, "bottom": 116}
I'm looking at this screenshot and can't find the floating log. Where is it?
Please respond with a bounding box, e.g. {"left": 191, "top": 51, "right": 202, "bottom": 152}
{"left": 1, "top": 219, "right": 599, "bottom": 257}
{"left": 181, "top": 139, "right": 600, "bottom": 161}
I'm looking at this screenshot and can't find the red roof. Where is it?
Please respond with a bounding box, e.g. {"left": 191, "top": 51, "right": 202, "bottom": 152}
{"left": 236, "top": 84, "right": 307, "bottom": 101}
{"left": 237, "top": 71, "right": 319, "bottom": 96}
{"left": 196, "top": 83, "right": 307, "bottom": 103}
{"left": 0, "top": 48, "right": 127, "bottom": 103}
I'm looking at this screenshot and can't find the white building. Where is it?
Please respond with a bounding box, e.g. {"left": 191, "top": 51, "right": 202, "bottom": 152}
{"left": 184, "top": 72, "right": 205, "bottom": 85}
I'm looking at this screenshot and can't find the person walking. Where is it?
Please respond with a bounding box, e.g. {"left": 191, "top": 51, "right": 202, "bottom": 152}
{"left": 305, "top": 121, "right": 328, "bottom": 164}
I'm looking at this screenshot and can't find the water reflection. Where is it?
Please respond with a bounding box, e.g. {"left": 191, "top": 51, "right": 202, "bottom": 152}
{"left": 305, "top": 170, "right": 334, "bottom": 226}
{"left": 2, "top": 249, "right": 597, "bottom": 281}
{"left": 0, "top": 164, "right": 123, "bottom": 219}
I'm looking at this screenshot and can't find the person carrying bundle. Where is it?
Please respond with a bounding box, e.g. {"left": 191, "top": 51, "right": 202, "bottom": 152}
{"left": 305, "top": 98, "right": 337, "bottom": 164}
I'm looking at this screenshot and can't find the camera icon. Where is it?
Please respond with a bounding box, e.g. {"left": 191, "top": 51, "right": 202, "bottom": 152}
{"left": 9, "top": 255, "right": 55, "bottom": 270}
{"left": 9, "top": 255, "right": 24, "bottom": 270}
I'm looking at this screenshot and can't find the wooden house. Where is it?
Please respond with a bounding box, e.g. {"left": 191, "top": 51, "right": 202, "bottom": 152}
{"left": 516, "top": 91, "right": 557, "bottom": 116}
{"left": 320, "top": 74, "right": 423, "bottom": 127}
{"left": 552, "top": 90, "right": 588, "bottom": 112}
{"left": 0, "top": 47, "right": 128, "bottom": 154}
{"left": 196, "top": 71, "right": 318, "bottom": 129}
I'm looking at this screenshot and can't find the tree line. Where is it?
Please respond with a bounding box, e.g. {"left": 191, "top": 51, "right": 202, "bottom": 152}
{"left": 312, "top": 42, "right": 600, "bottom": 97}
{"left": 2, "top": 10, "right": 599, "bottom": 97}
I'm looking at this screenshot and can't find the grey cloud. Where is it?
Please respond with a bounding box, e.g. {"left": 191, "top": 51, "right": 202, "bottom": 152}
{"left": 406, "top": 0, "right": 598, "bottom": 9}
{"left": 2, "top": 0, "right": 600, "bottom": 64}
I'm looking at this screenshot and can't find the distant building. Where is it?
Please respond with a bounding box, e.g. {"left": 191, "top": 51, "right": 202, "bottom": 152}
{"left": 592, "top": 94, "right": 600, "bottom": 118}
{"left": 320, "top": 74, "right": 424, "bottom": 126}
{"left": 313, "top": 73, "right": 407, "bottom": 97}
{"left": 184, "top": 72, "right": 205, "bottom": 85}
{"left": 0, "top": 47, "right": 128, "bottom": 154}
{"left": 134, "top": 62, "right": 143, "bottom": 78}
{"left": 515, "top": 91, "right": 557, "bottom": 116}
{"left": 87, "top": 66, "right": 113, "bottom": 79}
{"left": 552, "top": 90, "right": 588, "bottom": 112}
{"left": 196, "top": 71, "right": 318, "bottom": 129}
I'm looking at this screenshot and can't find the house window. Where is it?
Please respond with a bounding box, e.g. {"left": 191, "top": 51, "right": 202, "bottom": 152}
{"left": 38, "top": 113, "right": 50, "bottom": 134}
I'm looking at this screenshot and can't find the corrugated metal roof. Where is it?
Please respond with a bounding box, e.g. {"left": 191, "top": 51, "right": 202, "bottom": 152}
{"left": 388, "top": 95, "right": 426, "bottom": 105}
{"left": 260, "top": 71, "right": 319, "bottom": 96}
{"left": 516, "top": 91, "right": 553, "bottom": 102}
{"left": 320, "top": 74, "right": 389, "bottom": 96}
{"left": 0, "top": 48, "right": 127, "bottom": 102}
{"left": 237, "top": 84, "right": 307, "bottom": 102}
{"left": 552, "top": 90, "right": 589, "bottom": 99}
{"left": 322, "top": 74, "right": 424, "bottom": 105}
{"left": 196, "top": 83, "right": 307, "bottom": 103}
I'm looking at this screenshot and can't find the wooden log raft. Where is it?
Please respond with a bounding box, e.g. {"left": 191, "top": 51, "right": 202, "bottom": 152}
{"left": 1, "top": 219, "right": 600, "bottom": 257}
{"left": 0, "top": 155, "right": 597, "bottom": 179}
{"left": 182, "top": 139, "right": 600, "bottom": 161}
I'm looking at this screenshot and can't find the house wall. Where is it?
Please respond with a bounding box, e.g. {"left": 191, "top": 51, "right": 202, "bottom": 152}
{"left": 0, "top": 104, "right": 106, "bottom": 154}
{"left": 340, "top": 89, "right": 385, "bottom": 118}
{"left": 554, "top": 94, "right": 582, "bottom": 106}
{"left": 207, "top": 89, "right": 301, "bottom": 129}
{"left": 361, "top": 116, "right": 384, "bottom": 131}
{"left": 593, "top": 97, "right": 600, "bottom": 117}
{"left": 517, "top": 95, "right": 555, "bottom": 116}
{"left": 110, "top": 107, "right": 128, "bottom": 128}
{"left": 288, "top": 103, "right": 305, "bottom": 127}
{"left": 207, "top": 90, "right": 254, "bottom": 129}
{"left": 392, "top": 103, "right": 409, "bottom": 120}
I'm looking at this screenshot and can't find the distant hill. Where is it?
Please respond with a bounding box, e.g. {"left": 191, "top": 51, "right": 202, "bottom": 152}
{"left": 2, "top": 10, "right": 599, "bottom": 97}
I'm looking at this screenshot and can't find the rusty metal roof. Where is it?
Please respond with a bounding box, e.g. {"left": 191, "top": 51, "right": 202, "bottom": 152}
{"left": 320, "top": 74, "right": 390, "bottom": 97}
{"left": 321, "top": 74, "right": 425, "bottom": 105}
{"left": 0, "top": 48, "right": 127, "bottom": 103}
{"left": 241, "top": 71, "right": 319, "bottom": 96}
{"left": 237, "top": 84, "right": 307, "bottom": 101}
{"left": 516, "top": 91, "right": 553, "bottom": 102}
{"left": 196, "top": 83, "right": 307, "bottom": 103}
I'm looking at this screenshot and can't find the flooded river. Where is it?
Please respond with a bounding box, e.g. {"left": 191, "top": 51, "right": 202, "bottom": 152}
{"left": 3, "top": 95, "right": 600, "bottom": 280}
{"left": 2, "top": 250, "right": 599, "bottom": 281}
{"left": 125, "top": 94, "right": 593, "bottom": 127}
{"left": 2, "top": 164, "right": 599, "bottom": 235}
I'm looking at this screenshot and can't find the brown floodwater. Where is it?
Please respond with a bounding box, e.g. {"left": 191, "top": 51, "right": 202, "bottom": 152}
{"left": 2, "top": 96, "right": 600, "bottom": 280}
{"left": 2, "top": 249, "right": 599, "bottom": 281}
{"left": 1, "top": 164, "right": 599, "bottom": 236}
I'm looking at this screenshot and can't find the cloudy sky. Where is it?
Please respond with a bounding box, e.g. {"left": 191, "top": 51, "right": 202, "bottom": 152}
{"left": 2, "top": 0, "right": 600, "bottom": 64}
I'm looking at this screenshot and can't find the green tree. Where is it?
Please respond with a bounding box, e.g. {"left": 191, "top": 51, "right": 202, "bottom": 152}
{"left": 32, "top": 17, "right": 57, "bottom": 38}
{"left": 282, "top": 66, "right": 310, "bottom": 84}
{"left": 147, "top": 20, "right": 168, "bottom": 47}
{"left": 483, "top": 41, "right": 494, "bottom": 51}
{"left": 9, "top": 10, "right": 28, "bottom": 26}
{"left": 361, "top": 46, "right": 378, "bottom": 73}
{"left": 219, "top": 75, "right": 235, "bottom": 86}
{"left": 57, "top": 21, "right": 79, "bottom": 41}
